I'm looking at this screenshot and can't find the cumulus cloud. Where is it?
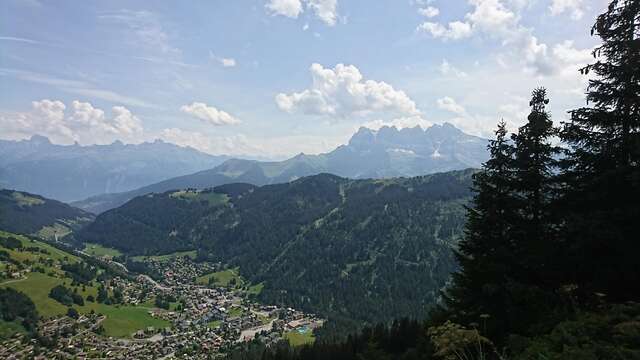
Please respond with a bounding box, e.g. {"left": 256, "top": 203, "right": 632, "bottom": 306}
{"left": 266, "top": 0, "right": 339, "bottom": 26}
{"left": 549, "top": 0, "right": 584, "bottom": 20}
{"left": 417, "top": 21, "right": 473, "bottom": 40}
{"left": 416, "top": 0, "right": 592, "bottom": 76}
{"left": 266, "top": 0, "right": 303, "bottom": 18}
{"left": 418, "top": 6, "right": 440, "bottom": 18}
{"left": 180, "top": 102, "right": 241, "bottom": 126}
{"left": 437, "top": 97, "right": 467, "bottom": 116}
{"left": 0, "top": 99, "right": 143, "bottom": 144}
{"left": 306, "top": 0, "right": 338, "bottom": 26}
{"left": 275, "top": 63, "right": 419, "bottom": 118}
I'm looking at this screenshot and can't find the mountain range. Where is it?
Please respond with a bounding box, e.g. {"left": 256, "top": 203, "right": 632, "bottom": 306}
{"left": 0, "top": 136, "right": 230, "bottom": 202}
{"left": 73, "top": 123, "right": 488, "bottom": 213}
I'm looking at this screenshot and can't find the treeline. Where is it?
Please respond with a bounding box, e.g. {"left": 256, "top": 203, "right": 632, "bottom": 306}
{"left": 236, "top": 1, "right": 640, "bottom": 359}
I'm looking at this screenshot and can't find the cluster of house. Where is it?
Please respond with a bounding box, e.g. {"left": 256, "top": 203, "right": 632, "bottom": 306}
{"left": 145, "top": 255, "right": 217, "bottom": 287}
{"left": 1, "top": 252, "right": 324, "bottom": 358}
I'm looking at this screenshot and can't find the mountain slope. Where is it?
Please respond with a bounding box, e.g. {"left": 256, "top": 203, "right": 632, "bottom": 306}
{"left": 0, "top": 189, "right": 94, "bottom": 239}
{"left": 75, "top": 123, "right": 487, "bottom": 213}
{"left": 79, "top": 170, "right": 475, "bottom": 335}
{"left": 0, "top": 136, "right": 230, "bottom": 202}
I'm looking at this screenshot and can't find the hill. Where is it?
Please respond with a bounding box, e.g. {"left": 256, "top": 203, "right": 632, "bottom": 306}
{"left": 0, "top": 189, "right": 93, "bottom": 240}
{"left": 79, "top": 170, "right": 475, "bottom": 336}
{"left": 0, "top": 136, "right": 230, "bottom": 202}
{"left": 74, "top": 123, "right": 487, "bottom": 213}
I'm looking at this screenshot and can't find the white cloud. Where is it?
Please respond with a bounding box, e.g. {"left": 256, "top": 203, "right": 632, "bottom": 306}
{"left": 418, "top": 6, "right": 440, "bottom": 18}
{"left": 99, "top": 10, "right": 181, "bottom": 56}
{"left": 0, "top": 36, "right": 40, "bottom": 44}
{"left": 0, "top": 68, "right": 157, "bottom": 108}
{"left": 306, "top": 0, "right": 338, "bottom": 26}
{"left": 209, "top": 52, "right": 237, "bottom": 67}
{"left": 439, "top": 59, "right": 468, "bottom": 78}
{"left": 417, "top": 21, "right": 473, "bottom": 40}
{"left": 276, "top": 63, "right": 419, "bottom": 118}
{"left": 417, "top": 0, "right": 592, "bottom": 76}
{"left": 266, "top": 0, "right": 339, "bottom": 26}
{"left": 220, "top": 58, "right": 236, "bottom": 67}
{"left": 437, "top": 97, "right": 467, "bottom": 115}
{"left": 64, "top": 87, "right": 156, "bottom": 109}
{"left": 0, "top": 99, "right": 143, "bottom": 144}
{"left": 266, "top": 0, "right": 303, "bottom": 18}
{"left": 180, "top": 102, "right": 241, "bottom": 126}
{"left": 553, "top": 40, "right": 593, "bottom": 73}
{"left": 549, "top": 0, "right": 584, "bottom": 20}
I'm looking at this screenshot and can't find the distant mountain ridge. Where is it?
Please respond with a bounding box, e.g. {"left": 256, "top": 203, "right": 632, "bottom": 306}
{"left": 74, "top": 123, "right": 488, "bottom": 213}
{"left": 0, "top": 136, "right": 231, "bottom": 202}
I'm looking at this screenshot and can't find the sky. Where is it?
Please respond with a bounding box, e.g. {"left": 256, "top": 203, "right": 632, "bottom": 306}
{"left": 0, "top": 0, "right": 610, "bottom": 158}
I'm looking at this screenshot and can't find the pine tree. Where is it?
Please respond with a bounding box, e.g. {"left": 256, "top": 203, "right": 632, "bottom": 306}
{"left": 446, "top": 120, "right": 518, "bottom": 340}
{"left": 510, "top": 88, "right": 562, "bottom": 288}
{"left": 560, "top": 0, "right": 640, "bottom": 301}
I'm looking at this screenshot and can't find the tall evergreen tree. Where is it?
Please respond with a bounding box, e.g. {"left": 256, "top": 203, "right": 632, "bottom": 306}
{"left": 510, "top": 88, "right": 562, "bottom": 289}
{"left": 560, "top": 0, "right": 640, "bottom": 301}
{"left": 448, "top": 90, "right": 563, "bottom": 342}
{"left": 446, "top": 120, "right": 518, "bottom": 339}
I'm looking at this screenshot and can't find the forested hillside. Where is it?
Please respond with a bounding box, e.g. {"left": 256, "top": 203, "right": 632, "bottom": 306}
{"left": 80, "top": 170, "right": 475, "bottom": 337}
{"left": 0, "top": 189, "right": 93, "bottom": 239}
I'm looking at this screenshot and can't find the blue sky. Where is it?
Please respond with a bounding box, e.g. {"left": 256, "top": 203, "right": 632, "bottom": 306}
{"left": 1, "top": 0, "right": 608, "bottom": 158}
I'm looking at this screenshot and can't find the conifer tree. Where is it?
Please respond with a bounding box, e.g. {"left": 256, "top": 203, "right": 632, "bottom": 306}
{"left": 446, "top": 120, "right": 517, "bottom": 339}
{"left": 510, "top": 88, "right": 561, "bottom": 288}
{"left": 560, "top": 0, "right": 640, "bottom": 300}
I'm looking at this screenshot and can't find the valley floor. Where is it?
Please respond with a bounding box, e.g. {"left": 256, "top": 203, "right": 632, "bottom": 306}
{"left": 0, "top": 235, "right": 323, "bottom": 359}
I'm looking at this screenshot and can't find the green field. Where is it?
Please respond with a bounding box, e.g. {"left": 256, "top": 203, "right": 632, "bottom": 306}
{"left": 0, "top": 232, "right": 169, "bottom": 338}
{"left": 1, "top": 272, "right": 169, "bottom": 337}
{"left": 96, "top": 305, "right": 169, "bottom": 338}
{"left": 83, "top": 243, "right": 122, "bottom": 258}
{"left": 132, "top": 250, "right": 197, "bottom": 262}
{"left": 227, "top": 306, "right": 244, "bottom": 318}
{"left": 247, "top": 282, "right": 264, "bottom": 296}
{"left": 36, "top": 223, "right": 72, "bottom": 241}
{"left": 207, "top": 319, "right": 222, "bottom": 329}
{"left": 284, "top": 328, "right": 315, "bottom": 346}
{"left": 197, "top": 268, "right": 244, "bottom": 288}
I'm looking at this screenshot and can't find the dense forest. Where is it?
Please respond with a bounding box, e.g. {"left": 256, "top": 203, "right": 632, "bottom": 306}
{"left": 80, "top": 171, "right": 475, "bottom": 338}
{"left": 230, "top": 0, "right": 640, "bottom": 358}
{"left": 0, "top": 189, "right": 93, "bottom": 237}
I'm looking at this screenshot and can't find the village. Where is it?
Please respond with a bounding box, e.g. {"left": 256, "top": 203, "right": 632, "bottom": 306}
{"left": 0, "top": 250, "right": 324, "bottom": 359}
